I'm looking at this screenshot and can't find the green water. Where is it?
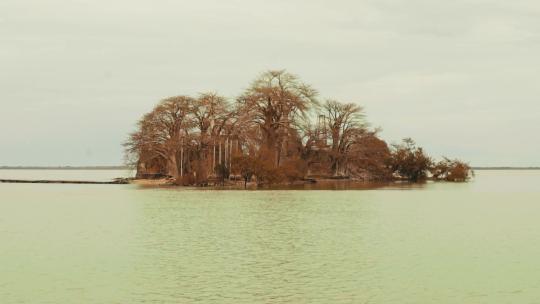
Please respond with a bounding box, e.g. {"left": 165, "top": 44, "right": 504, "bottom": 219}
{"left": 1, "top": 170, "right": 540, "bottom": 303}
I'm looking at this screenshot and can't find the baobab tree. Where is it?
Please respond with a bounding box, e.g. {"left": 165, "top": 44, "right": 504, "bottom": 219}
{"left": 322, "top": 99, "right": 366, "bottom": 176}
{"left": 237, "top": 70, "right": 318, "bottom": 167}
{"left": 190, "top": 92, "right": 231, "bottom": 182}
{"left": 125, "top": 96, "right": 194, "bottom": 178}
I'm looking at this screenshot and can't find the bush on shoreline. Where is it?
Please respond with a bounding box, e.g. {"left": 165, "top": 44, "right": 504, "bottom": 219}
{"left": 431, "top": 158, "right": 472, "bottom": 182}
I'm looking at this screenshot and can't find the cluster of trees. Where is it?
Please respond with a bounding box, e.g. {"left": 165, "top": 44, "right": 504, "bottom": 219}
{"left": 389, "top": 138, "right": 472, "bottom": 182}
{"left": 125, "top": 70, "right": 471, "bottom": 186}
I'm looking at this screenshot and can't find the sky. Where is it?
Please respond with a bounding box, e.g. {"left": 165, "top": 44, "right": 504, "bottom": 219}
{"left": 1, "top": 0, "right": 539, "bottom": 167}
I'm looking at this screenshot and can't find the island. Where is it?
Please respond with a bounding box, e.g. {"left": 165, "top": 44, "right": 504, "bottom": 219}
{"left": 125, "top": 70, "right": 471, "bottom": 188}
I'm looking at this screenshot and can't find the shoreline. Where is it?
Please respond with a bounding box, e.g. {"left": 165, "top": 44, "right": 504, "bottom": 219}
{"left": 129, "top": 177, "right": 417, "bottom": 190}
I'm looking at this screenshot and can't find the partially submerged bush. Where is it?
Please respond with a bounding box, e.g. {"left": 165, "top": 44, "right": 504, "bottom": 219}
{"left": 390, "top": 138, "right": 432, "bottom": 182}
{"left": 431, "top": 158, "right": 472, "bottom": 182}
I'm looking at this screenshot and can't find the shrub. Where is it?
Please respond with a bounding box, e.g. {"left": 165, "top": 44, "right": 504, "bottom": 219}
{"left": 431, "top": 158, "right": 472, "bottom": 182}
{"left": 279, "top": 159, "right": 308, "bottom": 184}
{"left": 214, "top": 163, "right": 230, "bottom": 186}
{"left": 233, "top": 155, "right": 256, "bottom": 188}
{"left": 390, "top": 138, "right": 432, "bottom": 182}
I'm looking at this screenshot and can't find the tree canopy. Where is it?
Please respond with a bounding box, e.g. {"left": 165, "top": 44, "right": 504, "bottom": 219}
{"left": 125, "top": 70, "right": 471, "bottom": 186}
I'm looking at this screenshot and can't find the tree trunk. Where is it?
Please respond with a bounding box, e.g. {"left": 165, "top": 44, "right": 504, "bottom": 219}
{"left": 166, "top": 154, "right": 178, "bottom": 178}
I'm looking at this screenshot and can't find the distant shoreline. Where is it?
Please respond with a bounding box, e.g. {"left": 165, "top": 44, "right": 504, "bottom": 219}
{"left": 0, "top": 178, "right": 129, "bottom": 184}
{"left": 0, "top": 166, "right": 538, "bottom": 170}
{"left": 0, "top": 166, "right": 131, "bottom": 170}
{"left": 472, "top": 167, "right": 540, "bottom": 170}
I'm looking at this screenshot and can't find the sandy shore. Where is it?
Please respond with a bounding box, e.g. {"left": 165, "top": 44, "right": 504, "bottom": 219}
{"left": 130, "top": 178, "right": 175, "bottom": 186}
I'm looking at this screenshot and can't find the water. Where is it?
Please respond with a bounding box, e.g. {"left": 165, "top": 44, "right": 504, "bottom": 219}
{"left": 0, "top": 169, "right": 133, "bottom": 182}
{"left": 1, "top": 170, "right": 540, "bottom": 303}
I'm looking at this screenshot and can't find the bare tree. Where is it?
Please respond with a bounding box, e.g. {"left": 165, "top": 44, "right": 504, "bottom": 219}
{"left": 189, "top": 92, "right": 231, "bottom": 182}
{"left": 125, "top": 96, "right": 194, "bottom": 178}
{"left": 322, "top": 99, "right": 366, "bottom": 175}
{"left": 237, "top": 70, "right": 318, "bottom": 167}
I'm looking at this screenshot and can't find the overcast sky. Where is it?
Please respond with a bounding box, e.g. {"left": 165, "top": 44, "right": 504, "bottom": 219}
{"left": 1, "top": 0, "right": 539, "bottom": 166}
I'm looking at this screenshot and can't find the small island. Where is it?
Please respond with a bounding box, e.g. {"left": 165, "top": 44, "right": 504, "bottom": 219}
{"left": 125, "top": 70, "right": 471, "bottom": 188}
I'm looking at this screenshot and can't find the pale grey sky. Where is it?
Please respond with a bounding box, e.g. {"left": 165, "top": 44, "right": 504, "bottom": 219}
{"left": 1, "top": 0, "right": 539, "bottom": 166}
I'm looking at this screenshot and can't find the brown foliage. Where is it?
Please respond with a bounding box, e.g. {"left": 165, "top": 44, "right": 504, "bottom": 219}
{"left": 252, "top": 157, "right": 283, "bottom": 186}
{"left": 232, "top": 155, "right": 256, "bottom": 188}
{"left": 431, "top": 158, "right": 472, "bottom": 182}
{"left": 126, "top": 70, "right": 471, "bottom": 186}
{"left": 390, "top": 138, "right": 433, "bottom": 181}
{"left": 279, "top": 158, "right": 308, "bottom": 184}
{"left": 347, "top": 132, "right": 393, "bottom": 180}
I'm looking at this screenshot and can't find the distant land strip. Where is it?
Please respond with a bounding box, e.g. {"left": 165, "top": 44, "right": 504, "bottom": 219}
{"left": 0, "top": 179, "right": 129, "bottom": 184}
{"left": 0, "top": 166, "right": 131, "bottom": 170}
{"left": 472, "top": 167, "right": 540, "bottom": 170}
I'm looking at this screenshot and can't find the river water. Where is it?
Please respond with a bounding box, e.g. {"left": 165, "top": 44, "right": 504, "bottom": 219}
{"left": 1, "top": 170, "right": 539, "bottom": 303}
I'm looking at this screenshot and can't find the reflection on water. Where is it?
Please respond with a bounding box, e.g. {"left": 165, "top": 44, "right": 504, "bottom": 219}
{"left": 1, "top": 170, "right": 540, "bottom": 303}
{"left": 229, "top": 179, "right": 429, "bottom": 190}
